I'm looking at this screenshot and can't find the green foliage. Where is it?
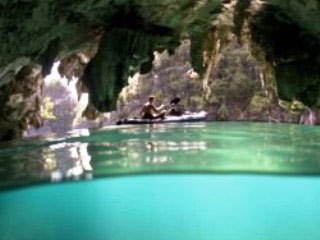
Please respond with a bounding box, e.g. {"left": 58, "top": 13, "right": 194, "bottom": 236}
{"left": 248, "top": 94, "right": 271, "bottom": 113}
{"left": 267, "top": 0, "right": 320, "bottom": 37}
{"left": 42, "top": 97, "right": 56, "bottom": 120}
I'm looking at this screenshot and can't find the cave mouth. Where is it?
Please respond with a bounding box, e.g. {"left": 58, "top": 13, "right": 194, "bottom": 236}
{"left": 26, "top": 30, "right": 195, "bottom": 138}
{"left": 82, "top": 26, "right": 181, "bottom": 113}
{"left": 26, "top": 61, "right": 92, "bottom": 137}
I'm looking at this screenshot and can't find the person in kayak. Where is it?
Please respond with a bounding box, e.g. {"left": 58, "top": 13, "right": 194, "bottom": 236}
{"left": 140, "top": 95, "right": 166, "bottom": 120}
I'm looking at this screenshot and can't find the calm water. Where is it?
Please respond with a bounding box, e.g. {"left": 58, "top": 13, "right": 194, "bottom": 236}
{"left": 1, "top": 122, "right": 320, "bottom": 240}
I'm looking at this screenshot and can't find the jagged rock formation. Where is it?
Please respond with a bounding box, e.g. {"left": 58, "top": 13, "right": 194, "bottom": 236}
{"left": 0, "top": 0, "right": 320, "bottom": 140}
{"left": 0, "top": 59, "right": 43, "bottom": 140}
{"left": 116, "top": 0, "right": 320, "bottom": 123}
{"left": 198, "top": 0, "right": 320, "bottom": 122}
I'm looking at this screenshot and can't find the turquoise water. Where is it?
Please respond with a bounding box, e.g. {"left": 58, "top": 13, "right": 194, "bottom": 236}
{"left": 1, "top": 122, "right": 320, "bottom": 239}
{"left": 1, "top": 175, "right": 320, "bottom": 240}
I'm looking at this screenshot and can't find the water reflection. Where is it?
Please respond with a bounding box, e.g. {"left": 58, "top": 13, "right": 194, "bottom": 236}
{"left": 44, "top": 142, "right": 92, "bottom": 182}
{"left": 127, "top": 140, "right": 206, "bottom": 164}
{"left": 0, "top": 139, "right": 93, "bottom": 189}
{"left": 1, "top": 122, "right": 320, "bottom": 190}
{"left": 90, "top": 136, "right": 207, "bottom": 174}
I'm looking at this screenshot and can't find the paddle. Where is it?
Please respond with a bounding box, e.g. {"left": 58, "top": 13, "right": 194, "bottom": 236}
{"left": 167, "top": 97, "right": 184, "bottom": 116}
{"left": 157, "top": 97, "right": 181, "bottom": 111}
{"left": 170, "top": 97, "right": 181, "bottom": 105}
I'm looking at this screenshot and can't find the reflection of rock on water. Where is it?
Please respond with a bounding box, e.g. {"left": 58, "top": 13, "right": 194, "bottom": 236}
{"left": 43, "top": 142, "right": 92, "bottom": 182}
{"left": 124, "top": 140, "right": 207, "bottom": 166}
{"left": 300, "top": 107, "right": 316, "bottom": 125}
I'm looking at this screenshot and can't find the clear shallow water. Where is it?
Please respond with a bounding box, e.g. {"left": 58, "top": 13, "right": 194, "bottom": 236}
{"left": 1, "top": 122, "right": 320, "bottom": 240}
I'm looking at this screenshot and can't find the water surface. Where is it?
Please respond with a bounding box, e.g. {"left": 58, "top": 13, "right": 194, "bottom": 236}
{"left": 0, "top": 122, "right": 320, "bottom": 189}
{"left": 1, "top": 122, "right": 320, "bottom": 240}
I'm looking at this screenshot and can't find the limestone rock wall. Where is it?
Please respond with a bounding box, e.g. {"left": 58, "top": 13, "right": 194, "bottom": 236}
{"left": 201, "top": 0, "right": 320, "bottom": 122}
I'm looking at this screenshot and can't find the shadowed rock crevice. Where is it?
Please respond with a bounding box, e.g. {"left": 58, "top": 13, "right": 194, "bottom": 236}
{"left": 248, "top": 2, "right": 320, "bottom": 107}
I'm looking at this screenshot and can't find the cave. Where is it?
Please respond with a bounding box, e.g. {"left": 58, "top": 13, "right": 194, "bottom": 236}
{"left": 1, "top": 0, "right": 320, "bottom": 141}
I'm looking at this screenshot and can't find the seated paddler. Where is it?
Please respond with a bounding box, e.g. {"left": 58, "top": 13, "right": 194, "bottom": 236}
{"left": 140, "top": 95, "right": 166, "bottom": 120}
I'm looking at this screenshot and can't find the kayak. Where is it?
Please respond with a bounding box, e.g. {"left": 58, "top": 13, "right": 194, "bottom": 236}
{"left": 117, "top": 111, "right": 208, "bottom": 125}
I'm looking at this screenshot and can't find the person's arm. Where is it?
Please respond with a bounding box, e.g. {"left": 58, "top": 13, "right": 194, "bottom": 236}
{"left": 139, "top": 105, "right": 146, "bottom": 116}
{"left": 151, "top": 104, "right": 160, "bottom": 113}
{"left": 156, "top": 104, "right": 165, "bottom": 111}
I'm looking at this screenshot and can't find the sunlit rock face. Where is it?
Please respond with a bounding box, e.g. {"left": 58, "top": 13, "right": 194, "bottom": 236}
{"left": 26, "top": 62, "right": 112, "bottom": 138}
